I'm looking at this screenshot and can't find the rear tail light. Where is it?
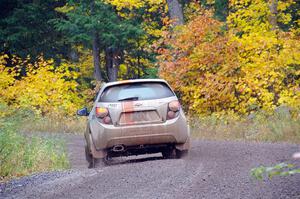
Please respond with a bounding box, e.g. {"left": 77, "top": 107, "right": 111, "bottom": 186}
{"left": 96, "top": 107, "right": 108, "bottom": 118}
{"left": 103, "top": 116, "right": 112, "bottom": 124}
{"left": 167, "top": 100, "right": 181, "bottom": 120}
{"left": 96, "top": 107, "right": 112, "bottom": 124}
{"left": 169, "top": 101, "right": 180, "bottom": 112}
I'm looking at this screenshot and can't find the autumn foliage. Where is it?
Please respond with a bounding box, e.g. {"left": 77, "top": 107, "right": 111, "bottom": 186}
{"left": 159, "top": 7, "right": 300, "bottom": 116}
{"left": 0, "top": 54, "right": 84, "bottom": 115}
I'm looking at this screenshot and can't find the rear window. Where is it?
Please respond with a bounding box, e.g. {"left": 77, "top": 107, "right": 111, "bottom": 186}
{"left": 99, "top": 82, "right": 174, "bottom": 102}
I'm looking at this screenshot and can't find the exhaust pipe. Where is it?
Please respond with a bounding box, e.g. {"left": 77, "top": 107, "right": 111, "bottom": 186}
{"left": 112, "top": 145, "right": 125, "bottom": 152}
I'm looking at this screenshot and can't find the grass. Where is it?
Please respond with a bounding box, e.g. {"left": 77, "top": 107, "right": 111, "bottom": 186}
{"left": 21, "top": 114, "right": 86, "bottom": 134}
{"left": 0, "top": 105, "right": 70, "bottom": 182}
{"left": 190, "top": 110, "right": 300, "bottom": 143}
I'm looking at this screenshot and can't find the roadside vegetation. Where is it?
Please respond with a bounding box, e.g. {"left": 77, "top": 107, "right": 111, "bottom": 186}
{"left": 0, "top": 104, "right": 69, "bottom": 182}
{"left": 190, "top": 109, "right": 300, "bottom": 143}
{"left": 251, "top": 162, "right": 300, "bottom": 180}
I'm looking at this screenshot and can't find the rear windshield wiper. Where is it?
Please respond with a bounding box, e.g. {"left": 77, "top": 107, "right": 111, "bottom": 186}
{"left": 118, "top": 96, "right": 139, "bottom": 102}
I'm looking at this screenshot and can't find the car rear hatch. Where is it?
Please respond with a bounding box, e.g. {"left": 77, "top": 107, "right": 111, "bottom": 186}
{"left": 96, "top": 81, "right": 177, "bottom": 126}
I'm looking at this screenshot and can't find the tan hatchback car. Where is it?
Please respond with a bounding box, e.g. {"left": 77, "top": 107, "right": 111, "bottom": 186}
{"left": 77, "top": 79, "right": 190, "bottom": 167}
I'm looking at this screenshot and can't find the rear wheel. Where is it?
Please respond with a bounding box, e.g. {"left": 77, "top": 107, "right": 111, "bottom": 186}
{"left": 88, "top": 158, "right": 96, "bottom": 168}
{"left": 162, "top": 147, "right": 175, "bottom": 159}
{"left": 102, "top": 155, "right": 111, "bottom": 166}
{"left": 85, "top": 145, "right": 96, "bottom": 168}
{"left": 85, "top": 145, "right": 92, "bottom": 162}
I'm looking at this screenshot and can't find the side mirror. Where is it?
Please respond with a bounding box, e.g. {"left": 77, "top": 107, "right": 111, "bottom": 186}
{"left": 77, "top": 107, "right": 89, "bottom": 116}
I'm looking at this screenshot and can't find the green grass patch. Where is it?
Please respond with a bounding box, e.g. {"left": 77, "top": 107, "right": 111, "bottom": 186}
{"left": 0, "top": 104, "right": 70, "bottom": 182}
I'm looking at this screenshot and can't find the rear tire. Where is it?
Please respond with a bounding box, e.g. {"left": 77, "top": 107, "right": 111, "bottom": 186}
{"left": 162, "top": 147, "right": 175, "bottom": 159}
{"left": 85, "top": 145, "right": 92, "bottom": 162}
{"left": 88, "top": 158, "right": 96, "bottom": 168}
{"left": 85, "top": 145, "right": 96, "bottom": 168}
{"left": 102, "top": 155, "right": 111, "bottom": 166}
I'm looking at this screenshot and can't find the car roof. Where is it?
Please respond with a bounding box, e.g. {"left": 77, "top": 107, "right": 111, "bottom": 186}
{"left": 102, "top": 79, "right": 168, "bottom": 88}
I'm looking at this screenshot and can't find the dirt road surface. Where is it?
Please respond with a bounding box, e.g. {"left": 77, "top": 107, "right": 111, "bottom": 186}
{"left": 1, "top": 135, "right": 300, "bottom": 199}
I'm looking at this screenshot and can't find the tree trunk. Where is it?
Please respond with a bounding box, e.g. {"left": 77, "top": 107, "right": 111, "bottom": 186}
{"left": 166, "top": 0, "right": 184, "bottom": 26}
{"left": 105, "top": 47, "right": 123, "bottom": 82}
{"left": 269, "top": 0, "right": 278, "bottom": 30}
{"left": 92, "top": 32, "right": 102, "bottom": 81}
{"left": 91, "top": 0, "right": 102, "bottom": 81}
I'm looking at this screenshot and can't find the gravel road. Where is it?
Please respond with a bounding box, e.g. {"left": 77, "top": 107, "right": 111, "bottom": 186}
{"left": 1, "top": 135, "right": 300, "bottom": 199}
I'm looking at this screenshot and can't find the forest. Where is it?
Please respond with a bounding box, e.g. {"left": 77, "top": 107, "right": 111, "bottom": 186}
{"left": 1, "top": 0, "right": 299, "bottom": 117}
{"left": 0, "top": 0, "right": 300, "bottom": 180}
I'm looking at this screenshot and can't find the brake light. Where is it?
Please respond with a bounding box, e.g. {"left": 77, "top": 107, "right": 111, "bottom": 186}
{"left": 96, "top": 107, "right": 112, "bottom": 124}
{"left": 167, "top": 100, "right": 180, "bottom": 120}
{"left": 168, "top": 100, "right": 180, "bottom": 112}
{"left": 96, "top": 107, "right": 108, "bottom": 118}
{"left": 103, "top": 116, "right": 112, "bottom": 124}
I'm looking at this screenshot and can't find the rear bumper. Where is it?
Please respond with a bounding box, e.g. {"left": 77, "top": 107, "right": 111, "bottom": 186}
{"left": 88, "top": 112, "right": 190, "bottom": 150}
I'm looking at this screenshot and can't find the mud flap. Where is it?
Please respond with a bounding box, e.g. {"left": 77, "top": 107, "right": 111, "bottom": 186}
{"left": 89, "top": 134, "right": 107, "bottom": 159}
